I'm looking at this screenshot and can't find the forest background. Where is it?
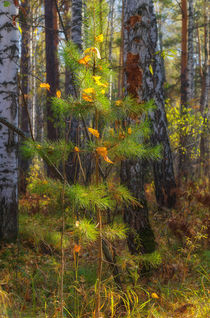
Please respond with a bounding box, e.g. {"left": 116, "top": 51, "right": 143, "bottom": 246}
{"left": 0, "top": 0, "right": 209, "bottom": 317}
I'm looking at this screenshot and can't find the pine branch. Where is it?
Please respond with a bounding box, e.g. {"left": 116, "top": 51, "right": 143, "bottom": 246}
{"left": 0, "top": 117, "right": 65, "bottom": 183}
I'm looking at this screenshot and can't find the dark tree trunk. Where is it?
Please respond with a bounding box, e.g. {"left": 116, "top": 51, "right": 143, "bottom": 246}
{"left": 64, "top": 0, "right": 72, "bottom": 96}
{"left": 121, "top": 160, "right": 155, "bottom": 254}
{"left": 200, "top": 0, "right": 209, "bottom": 178}
{"left": 19, "top": 1, "right": 30, "bottom": 192}
{"left": 178, "top": 0, "right": 188, "bottom": 180}
{"left": 44, "top": 0, "right": 59, "bottom": 141}
{"left": 65, "top": 0, "right": 83, "bottom": 184}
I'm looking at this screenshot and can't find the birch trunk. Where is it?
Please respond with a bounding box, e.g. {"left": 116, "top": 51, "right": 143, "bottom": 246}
{"left": 123, "top": 0, "right": 176, "bottom": 208}
{"left": 0, "top": 1, "right": 19, "bottom": 241}
{"left": 121, "top": 0, "right": 157, "bottom": 254}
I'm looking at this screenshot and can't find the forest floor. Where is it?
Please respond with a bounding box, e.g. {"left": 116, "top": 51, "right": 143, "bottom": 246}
{"left": 0, "top": 180, "right": 209, "bottom": 317}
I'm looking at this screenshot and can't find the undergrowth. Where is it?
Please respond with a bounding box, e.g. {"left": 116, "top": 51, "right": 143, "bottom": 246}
{"left": 0, "top": 179, "right": 209, "bottom": 317}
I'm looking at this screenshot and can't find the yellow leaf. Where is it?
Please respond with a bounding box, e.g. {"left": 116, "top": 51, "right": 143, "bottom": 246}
{"left": 56, "top": 90, "right": 61, "bottom": 98}
{"left": 17, "top": 22, "right": 22, "bottom": 34}
{"left": 101, "top": 89, "right": 105, "bottom": 94}
{"left": 83, "top": 88, "right": 95, "bottom": 94}
{"left": 149, "top": 64, "right": 153, "bottom": 75}
{"left": 93, "top": 75, "right": 101, "bottom": 81}
{"left": 95, "top": 34, "right": 104, "bottom": 43}
{"left": 128, "top": 127, "right": 132, "bottom": 135}
{"left": 84, "top": 47, "right": 101, "bottom": 59}
{"left": 40, "top": 83, "right": 50, "bottom": 91}
{"left": 115, "top": 100, "right": 122, "bottom": 106}
{"left": 74, "top": 146, "right": 80, "bottom": 152}
{"left": 78, "top": 55, "right": 91, "bottom": 65}
{"left": 151, "top": 293, "right": 159, "bottom": 299}
{"left": 88, "top": 128, "right": 100, "bottom": 138}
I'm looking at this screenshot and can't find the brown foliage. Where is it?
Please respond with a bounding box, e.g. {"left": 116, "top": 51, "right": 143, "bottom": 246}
{"left": 125, "top": 53, "right": 142, "bottom": 98}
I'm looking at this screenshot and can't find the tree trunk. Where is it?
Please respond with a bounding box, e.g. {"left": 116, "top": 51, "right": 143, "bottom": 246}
{"left": 200, "top": 0, "right": 209, "bottom": 178}
{"left": 65, "top": 0, "right": 83, "bottom": 184}
{"left": 19, "top": 1, "right": 31, "bottom": 192}
{"left": 0, "top": 1, "right": 19, "bottom": 242}
{"left": 108, "top": 0, "right": 115, "bottom": 99}
{"left": 64, "top": 0, "right": 72, "bottom": 96}
{"left": 121, "top": 160, "right": 155, "bottom": 254}
{"left": 121, "top": 0, "right": 157, "bottom": 255}
{"left": 44, "top": 0, "right": 59, "bottom": 141}
{"left": 187, "top": 0, "right": 194, "bottom": 102}
{"left": 124, "top": 0, "right": 176, "bottom": 208}
{"left": 178, "top": 0, "right": 188, "bottom": 179}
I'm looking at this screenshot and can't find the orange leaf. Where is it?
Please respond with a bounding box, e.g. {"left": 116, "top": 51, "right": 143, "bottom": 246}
{"left": 82, "top": 93, "right": 93, "bottom": 102}
{"left": 88, "top": 128, "right": 100, "bottom": 138}
{"left": 115, "top": 100, "right": 122, "bottom": 106}
{"left": 56, "top": 90, "right": 61, "bottom": 98}
{"left": 78, "top": 55, "right": 91, "bottom": 65}
{"left": 96, "top": 147, "right": 113, "bottom": 164}
{"left": 40, "top": 83, "right": 50, "bottom": 91}
{"left": 103, "top": 156, "right": 113, "bottom": 164}
{"left": 74, "top": 146, "right": 80, "bottom": 152}
{"left": 73, "top": 244, "right": 81, "bottom": 253}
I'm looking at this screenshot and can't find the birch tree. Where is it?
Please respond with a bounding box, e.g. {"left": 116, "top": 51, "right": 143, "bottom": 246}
{"left": 123, "top": 0, "right": 176, "bottom": 210}
{"left": 0, "top": 0, "right": 19, "bottom": 241}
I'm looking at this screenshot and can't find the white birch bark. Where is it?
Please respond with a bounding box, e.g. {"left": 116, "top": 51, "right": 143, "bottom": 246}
{"left": 0, "top": 1, "right": 19, "bottom": 241}
{"left": 124, "top": 0, "right": 176, "bottom": 208}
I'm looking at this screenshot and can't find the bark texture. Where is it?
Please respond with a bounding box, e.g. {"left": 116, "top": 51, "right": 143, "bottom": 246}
{"left": 200, "top": 0, "right": 209, "bottom": 177}
{"left": 187, "top": 0, "right": 194, "bottom": 102}
{"left": 121, "top": 0, "right": 156, "bottom": 255}
{"left": 19, "top": 1, "right": 30, "bottom": 192}
{"left": 178, "top": 0, "right": 188, "bottom": 179}
{"left": 44, "top": 0, "right": 59, "bottom": 141}
{"left": 121, "top": 160, "right": 155, "bottom": 254}
{"left": 66, "top": 0, "right": 83, "bottom": 184}
{"left": 0, "top": 1, "right": 19, "bottom": 242}
{"left": 124, "top": 0, "right": 176, "bottom": 208}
